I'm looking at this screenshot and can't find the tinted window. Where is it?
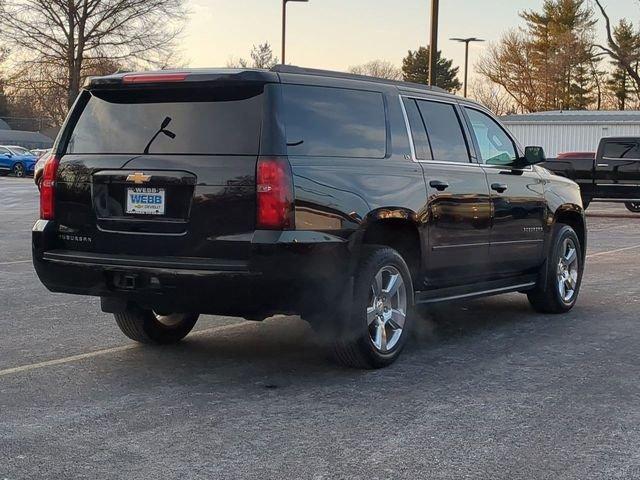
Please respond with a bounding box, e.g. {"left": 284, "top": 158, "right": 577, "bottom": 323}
{"left": 465, "top": 108, "right": 517, "bottom": 166}
{"left": 602, "top": 141, "right": 640, "bottom": 159}
{"left": 283, "top": 85, "right": 386, "bottom": 158}
{"left": 402, "top": 98, "right": 431, "bottom": 160}
{"left": 416, "top": 100, "right": 469, "bottom": 163}
{"left": 66, "top": 86, "right": 264, "bottom": 155}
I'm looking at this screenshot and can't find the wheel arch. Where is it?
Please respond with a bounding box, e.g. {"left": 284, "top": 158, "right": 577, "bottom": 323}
{"left": 552, "top": 206, "right": 587, "bottom": 261}
{"left": 352, "top": 208, "right": 423, "bottom": 285}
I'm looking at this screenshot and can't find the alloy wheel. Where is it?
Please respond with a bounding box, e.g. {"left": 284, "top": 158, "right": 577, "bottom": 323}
{"left": 557, "top": 238, "right": 579, "bottom": 303}
{"left": 13, "top": 164, "right": 24, "bottom": 178}
{"left": 153, "top": 312, "right": 189, "bottom": 328}
{"left": 367, "top": 265, "right": 407, "bottom": 353}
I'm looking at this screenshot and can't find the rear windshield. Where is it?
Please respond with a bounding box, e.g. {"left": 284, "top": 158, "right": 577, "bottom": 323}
{"left": 66, "top": 85, "right": 264, "bottom": 155}
{"left": 602, "top": 141, "right": 640, "bottom": 159}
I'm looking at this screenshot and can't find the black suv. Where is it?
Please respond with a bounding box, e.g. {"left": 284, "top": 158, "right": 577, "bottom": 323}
{"left": 33, "top": 66, "right": 587, "bottom": 368}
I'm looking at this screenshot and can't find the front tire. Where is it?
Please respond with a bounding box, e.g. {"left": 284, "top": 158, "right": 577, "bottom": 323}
{"left": 625, "top": 202, "right": 640, "bottom": 213}
{"left": 330, "top": 246, "right": 414, "bottom": 369}
{"left": 527, "top": 225, "right": 583, "bottom": 314}
{"left": 114, "top": 307, "right": 199, "bottom": 344}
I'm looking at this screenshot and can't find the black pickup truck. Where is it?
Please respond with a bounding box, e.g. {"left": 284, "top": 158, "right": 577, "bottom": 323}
{"left": 543, "top": 137, "right": 640, "bottom": 212}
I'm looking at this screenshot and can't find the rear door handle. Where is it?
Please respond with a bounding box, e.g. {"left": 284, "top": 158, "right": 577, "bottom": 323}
{"left": 491, "top": 183, "right": 508, "bottom": 193}
{"left": 429, "top": 180, "right": 450, "bottom": 191}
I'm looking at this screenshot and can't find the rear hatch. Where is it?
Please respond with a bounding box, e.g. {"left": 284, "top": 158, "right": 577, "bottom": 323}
{"left": 54, "top": 74, "right": 278, "bottom": 261}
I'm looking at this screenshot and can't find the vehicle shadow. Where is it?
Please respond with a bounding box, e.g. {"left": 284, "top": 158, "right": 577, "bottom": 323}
{"left": 113, "top": 292, "right": 582, "bottom": 381}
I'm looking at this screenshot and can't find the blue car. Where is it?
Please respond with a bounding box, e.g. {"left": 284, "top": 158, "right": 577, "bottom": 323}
{"left": 0, "top": 145, "right": 37, "bottom": 177}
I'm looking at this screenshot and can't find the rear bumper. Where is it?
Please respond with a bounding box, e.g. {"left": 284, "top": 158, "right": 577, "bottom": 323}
{"left": 32, "top": 220, "right": 353, "bottom": 317}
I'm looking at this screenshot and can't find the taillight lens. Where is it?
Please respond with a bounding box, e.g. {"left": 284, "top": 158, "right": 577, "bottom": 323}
{"left": 40, "top": 154, "right": 60, "bottom": 220}
{"left": 256, "top": 156, "right": 294, "bottom": 230}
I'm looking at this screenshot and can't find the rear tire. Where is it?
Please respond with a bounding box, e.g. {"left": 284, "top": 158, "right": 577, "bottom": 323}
{"left": 527, "top": 225, "right": 583, "bottom": 314}
{"left": 329, "top": 246, "right": 414, "bottom": 369}
{"left": 12, "top": 163, "right": 25, "bottom": 178}
{"left": 114, "top": 307, "right": 199, "bottom": 344}
{"left": 625, "top": 202, "right": 640, "bottom": 213}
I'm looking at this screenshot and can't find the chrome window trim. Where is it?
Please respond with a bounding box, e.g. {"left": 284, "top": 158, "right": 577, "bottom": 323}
{"left": 399, "top": 94, "right": 532, "bottom": 171}
{"left": 398, "top": 94, "right": 479, "bottom": 167}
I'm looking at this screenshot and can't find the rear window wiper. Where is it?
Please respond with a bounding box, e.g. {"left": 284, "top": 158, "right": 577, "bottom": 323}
{"left": 144, "top": 116, "right": 176, "bottom": 154}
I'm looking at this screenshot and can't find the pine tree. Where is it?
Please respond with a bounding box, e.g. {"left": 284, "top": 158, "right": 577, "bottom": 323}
{"left": 402, "top": 47, "right": 461, "bottom": 93}
{"left": 519, "top": 0, "right": 596, "bottom": 110}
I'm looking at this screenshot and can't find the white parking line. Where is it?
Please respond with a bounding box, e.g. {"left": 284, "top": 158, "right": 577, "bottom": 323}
{"left": 586, "top": 244, "right": 640, "bottom": 259}
{"left": 0, "top": 322, "right": 246, "bottom": 378}
{"left": 0, "top": 259, "right": 31, "bottom": 266}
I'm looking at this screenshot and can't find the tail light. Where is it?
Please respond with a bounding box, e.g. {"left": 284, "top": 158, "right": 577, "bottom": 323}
{"left": 256, "top": 156, "right": 294, "bottom": 230}
{"left": 122, "top": 72, "right": 189, "bottom": 84}
{"left": 40, "top": 154, "right": 60, "bottom": 220}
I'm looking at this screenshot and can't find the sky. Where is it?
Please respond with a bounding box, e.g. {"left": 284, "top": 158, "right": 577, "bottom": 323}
{"left": 184, "top": 0, "right": 633, "bottom": 79}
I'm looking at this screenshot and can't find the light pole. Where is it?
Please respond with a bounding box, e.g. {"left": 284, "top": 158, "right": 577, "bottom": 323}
{"left": 428, "top": 0, "right": 439, "bottom": 86}
{"left": 282, "top": 0, "right": 309, "bottom": 65}
{"left": 450, "top": 37, "right": 485, "bottom": 97}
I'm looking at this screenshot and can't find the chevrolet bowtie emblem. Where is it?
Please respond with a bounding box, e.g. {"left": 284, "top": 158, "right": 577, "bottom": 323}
{"left": 126, "top": 172, "right": 151, "bottom": 184}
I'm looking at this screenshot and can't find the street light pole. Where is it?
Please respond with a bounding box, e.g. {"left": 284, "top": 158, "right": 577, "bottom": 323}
{"left": 450, "top": 37, "right": 485, "bottom": 97}
{"left": 282, "top": 0, "right": 309, "bottom": 65}
{"left": 428, "top": 0, "right": 439, "bottom": 86}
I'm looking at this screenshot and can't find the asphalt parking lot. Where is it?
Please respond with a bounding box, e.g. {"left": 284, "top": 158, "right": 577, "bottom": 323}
{"left": 1, "top": 176, "right": 640, "bottom": 480}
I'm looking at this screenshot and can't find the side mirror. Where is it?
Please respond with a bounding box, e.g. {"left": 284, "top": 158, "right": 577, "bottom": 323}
{"left": 524, "top": 146, "right": 546, "bottom": 165}
{"left": 513, "top": 146, "right": 546, "bottom": 168}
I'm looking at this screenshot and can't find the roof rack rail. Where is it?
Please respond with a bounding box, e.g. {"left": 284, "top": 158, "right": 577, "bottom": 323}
{"left": 271, "top": 64, "right": 449, "bottom": 94}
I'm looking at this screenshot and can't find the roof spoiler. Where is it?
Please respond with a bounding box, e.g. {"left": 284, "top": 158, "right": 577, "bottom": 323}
{"left": 84, "top": 69, "right": 280, "bottom": 89}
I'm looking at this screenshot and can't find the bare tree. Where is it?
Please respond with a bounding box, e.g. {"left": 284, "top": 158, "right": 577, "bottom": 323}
{"left": 469, "top": 79, "right": 515, "bottom": 116}
{"left": 595, "top": 0, "right": 640, "bottom": 90}
{"left": 226, "top": 42, "right": 279, "bottom": 69}
{"left": 0, "top": 0, "right": 187, "bottom": 110}
{"left": 349, "top": 60, "right": 402, "bottom": 80}
{"left": 5, "top": 57, "right": 124, "bottom": 125}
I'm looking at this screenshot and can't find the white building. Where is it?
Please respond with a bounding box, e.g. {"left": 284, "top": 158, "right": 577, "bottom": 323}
{"left": 500, "top": 110, "right": 640, "bottom": 158}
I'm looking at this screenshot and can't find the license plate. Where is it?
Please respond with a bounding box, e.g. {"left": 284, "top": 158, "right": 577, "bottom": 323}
{"left": 126, "top": 188, "right": 165, "bottom": 215}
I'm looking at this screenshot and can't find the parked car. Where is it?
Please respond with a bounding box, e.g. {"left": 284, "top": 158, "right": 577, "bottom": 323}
{"left": 33, "top": 149, "right": 51, "bottom": 190}
{"left": 31, "top": 148, "right": 50, "bottom": 158}
{"left": 0, "top": 145, "right": 37, "bottom": 177}
{"left": 544, "top": 137, "right": 640, "bottom": 212}
{"left": 32, "top": 66, "right": 587, "bottom": 368}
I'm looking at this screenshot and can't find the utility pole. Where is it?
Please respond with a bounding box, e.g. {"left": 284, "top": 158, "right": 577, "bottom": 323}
{"left": 428, "top": 0, "right": 439, "bottom": 86}
{"left": 450, "top": 37, "right": 485, "bottom": 97}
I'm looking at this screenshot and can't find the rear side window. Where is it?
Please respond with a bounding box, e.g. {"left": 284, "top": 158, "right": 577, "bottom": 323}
{"left": 282, "top": 85, "right": 386, "bottom": 158}
{"left": 66, "top": 85, "right": 265, "bottom": 155}
{"left": 416, "top": 100, "right": 470, "bottom": 163}
{"left": 602, "top": 141, "right": 640, "bottom": 159}
{"left": 402, "top": 98, "right": 432, "bottom": 160}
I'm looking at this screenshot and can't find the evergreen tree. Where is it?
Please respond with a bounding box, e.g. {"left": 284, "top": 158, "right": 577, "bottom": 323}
{"left": 402, "top": 47, "right": 461, "bottom": 93}
{"left": 521, "top": 0, "right": 596, "bottom": 110}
